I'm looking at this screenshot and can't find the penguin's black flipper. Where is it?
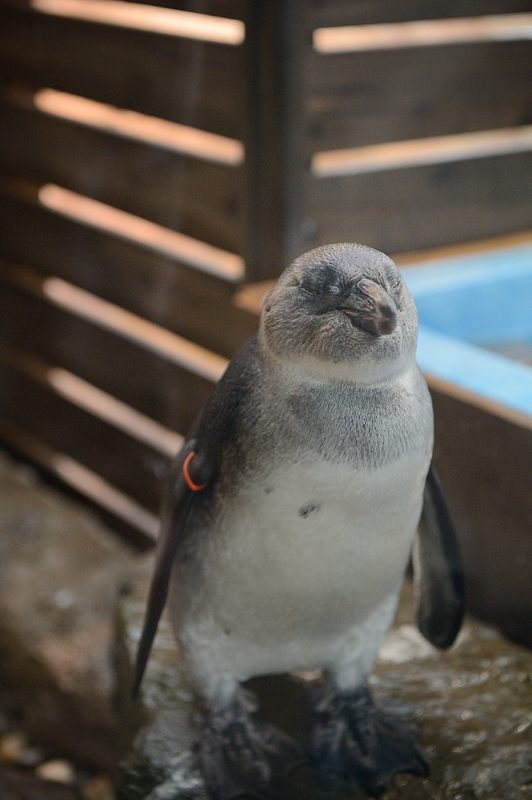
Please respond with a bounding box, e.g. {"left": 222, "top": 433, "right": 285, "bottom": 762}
{"left": 131, "top": 439, "right": 213, "bottom": 698}
{"left": 131, "top": 338, "right": 261, "bottom": 698}
{"left": 413, "top": 465, "right": 465, "bottom": 648}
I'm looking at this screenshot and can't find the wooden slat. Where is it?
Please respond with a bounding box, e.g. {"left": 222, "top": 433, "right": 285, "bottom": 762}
{"left": 32, "top": 183, "right": 242, "bottom": 281}
{"left": 4, "top": 264, "right": 227, "bottom": 382}
{"left": 0, "top": 192, "right": 257, "bottom": 358}
{"left": 310, "top": 40, "right": 532, "bottom": 150}
{"left": 28, "top": 0, "right": 245, "bottom": 42}
{"left": 26, "top": 88, "right": 243, "bottom": 165}
{"left": 116, "top": 0, "right": 245, "bottom": 18}
{"left": 313, "top": 126, "right": 532, "bottom": 177}
{"left": 314, "top": 14, "right": 532, "bottom": 51}
{"left": 0, "top": 359, "right": 169, "bottom": 511}
{"left": 394, "top": 229, "right": 532, "bottom": 267}
{"left": 233, "top": 229, "right": 532, "bottom": 316}
{"left": 431, "top": 387, "right": 532, "bottom": 646}
{"left": 312, "top": 1, "right": 532, "bottom": 27}
{"left": 0, "top": 7, "right": 244, "bottom": 137}
{"left": 2, "top": 346, "right": 184, "bottom": 454}
{"left": 0, "top": 276, "right": 217, "bottom": 434}
{"left": 0, "top": 421, "right": 159, "bottom": 544}
{"left": 0, "top": 99, "right": 243, "bottom": 253}
{"left": 310, "top": 150, "right": 532, "bottom": 255}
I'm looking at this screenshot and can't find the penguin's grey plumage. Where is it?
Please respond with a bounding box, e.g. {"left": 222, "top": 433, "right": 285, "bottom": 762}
{"left": 133, "top": 243, "right": 464, "bottom": 799}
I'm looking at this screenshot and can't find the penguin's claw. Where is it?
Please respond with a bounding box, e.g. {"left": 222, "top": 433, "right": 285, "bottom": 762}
{"left": 201, "top": 699, "right": 305, "bottom": 799}
{"left": 310, "top": 685, "right": 429, "bottom": 798}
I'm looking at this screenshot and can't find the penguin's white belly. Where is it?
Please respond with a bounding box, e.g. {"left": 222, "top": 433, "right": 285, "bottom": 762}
{"left": 173, "top": 450, "right": 428, "bottom": 683}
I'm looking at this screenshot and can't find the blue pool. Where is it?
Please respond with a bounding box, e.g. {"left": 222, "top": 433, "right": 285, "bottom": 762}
{"left": 402, "top": 244, "right": 532, "bottom": 421}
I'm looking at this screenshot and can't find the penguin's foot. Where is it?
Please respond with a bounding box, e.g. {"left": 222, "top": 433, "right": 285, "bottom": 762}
{"left": 200, "top": 694, "right": 305, "bottom": 800}
{"left": 310, "top": 684, "right": 428, "bottom": 799}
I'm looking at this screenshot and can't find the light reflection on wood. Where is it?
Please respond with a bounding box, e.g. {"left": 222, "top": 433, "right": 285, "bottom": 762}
{"left": 0, "top": 345, "right": 183, "bottom": 456}
{"left": 5, "top": 86, "right": 244, "bottom": 166}
{"left": 0, "top": 421, "right": 159, "bottom": 539}
{"left": 30, "top": 0, "right": 245, "bottom": 44}
{"left": 314, "top": 14, "right": 532, "bottom": 53}
{"left": 33, "top": 183, "right": 244, "bottom": 281}
{"left": 313, "top": 126, "right": 532, "bottom": 177}
{"left": 2, "top": 263, "right": 228, "bottom": 382}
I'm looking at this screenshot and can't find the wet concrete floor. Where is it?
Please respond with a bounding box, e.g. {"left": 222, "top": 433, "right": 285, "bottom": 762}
{"left": 120, "top": 574, "right": 532, "bottom": 800}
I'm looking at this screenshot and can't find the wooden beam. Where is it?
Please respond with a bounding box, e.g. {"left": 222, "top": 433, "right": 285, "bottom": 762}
{"left": 243, "top": 0, "right": 315, "bottom": 281}
{"left": 314, "top": 14, "right": 532, "bottom": 53}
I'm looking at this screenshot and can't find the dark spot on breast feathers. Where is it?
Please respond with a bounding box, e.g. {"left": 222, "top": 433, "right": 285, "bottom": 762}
{"left": 299, "top": 502, "right": 321, "bottom": 518}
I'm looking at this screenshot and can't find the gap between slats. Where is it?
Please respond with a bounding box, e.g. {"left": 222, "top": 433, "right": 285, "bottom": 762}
{"left": 0, "top": 421, "right": 158, "bottom": 540}
{"left": 314, "top": 13, "right": 532, "bottom": 52}
{"left": 313, "top": 125, "right": 532, "bottom": 177}
{"left": 27, "top": 0, "right": 245, "bottom": 43}
{"left": 0, "top": 262, "right": 228, "bottom": 383}
{"left": 5, "top": 86, "right": 244, "bottom": 166}
{"left": 0, "top": 344, "right": 183, "bottom": 457}
{"left": 3, "top": 179, "right": 244, "bottom": 282}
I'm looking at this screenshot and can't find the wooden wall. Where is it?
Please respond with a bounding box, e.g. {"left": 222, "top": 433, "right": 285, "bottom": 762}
{"left": 0, "top": 0, "right": 531, "bottom": 542}
{"left": 0, "top": 0, "right": 256, "bottom": 542}
{"left": 305, "top": 0, "right": 532, "bottom": 256}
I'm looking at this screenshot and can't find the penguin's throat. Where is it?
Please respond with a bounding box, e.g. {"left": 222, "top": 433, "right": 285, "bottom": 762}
{"left": 267, "top": 350, "right": 416, "bottom": 388}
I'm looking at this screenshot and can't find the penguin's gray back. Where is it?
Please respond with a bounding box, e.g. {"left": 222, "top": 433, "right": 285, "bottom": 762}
{"left": 169, "top": 339, "right": 433, "bottom": 689}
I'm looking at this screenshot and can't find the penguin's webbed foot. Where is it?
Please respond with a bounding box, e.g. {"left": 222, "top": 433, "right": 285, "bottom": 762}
{"left": 310, "top": 684, "right": 428, "bottom": 798}
{"left": 201, "top": 695, "right": 304, "bottom": 799}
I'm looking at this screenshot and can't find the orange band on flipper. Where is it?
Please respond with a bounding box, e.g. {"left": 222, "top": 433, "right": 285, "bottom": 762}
{"left": 182, "top": 451, "right": 208, "bottom": 492}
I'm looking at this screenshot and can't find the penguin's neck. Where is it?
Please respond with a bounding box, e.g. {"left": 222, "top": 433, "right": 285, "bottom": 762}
{"left": 263, "top": 347, "right": 417, "bottom": 390}
{"left": 258, "top": 347, "right": 432, "bottom": 470}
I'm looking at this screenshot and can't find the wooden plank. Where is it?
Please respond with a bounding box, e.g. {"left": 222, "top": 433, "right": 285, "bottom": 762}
{"left": 0, "top": 7, "right": 244, "bottom": 137}
{"left": 243, "top": 0, "right": 316, "bottom": 281}
{"left": 31, "top": 183, "right": 243, "bottom": 281}
{"left": 1, "top": 345, "right": 183, "bottom": 456}
{"left": 0, "top": 422, "right": 159, "bottom": 546}
{"left": 26, "top": 0, "right": 245, "bottom": 41}
{"left": 1, "top": 262, "right": 227, "bottom": 381}
{"left": 0, "top": 193, "right": 257, "bottom": 358}
{"left": 312, "top": 1, "right": 532, "bottom": 26}
{"left": 431, "top": 386, "right": 532, "bottom": 648}
{"left": 394, "top": 229, "right": 532, "bottom": 267}
{"left": 22, "top": 88, "right": 243, "bottom": 165}
{"left": 0, "top": 277, "right": 216, "bottom": 434}
{"left": 116, "top": 0, "right": 245, "bottom": 17}
{"left": 0, "top": 99, "right": 243, "bottom": 253}
{"left": 310, "top": 40, "right": 532, "bottom": 150}
{"left": 313, "top": 127, "right": 532, "bottom": 177}
{"left": 314, "top": 13, "right": 532, "bottom": 51}
{"left": 233, "top": 229, "right": 532, "bottom": 316}
{"left": 310, "top": 149, "right": 532, "bottom": 255}
{"left": 0, "top": 358, "right": 169, "bottom": 511}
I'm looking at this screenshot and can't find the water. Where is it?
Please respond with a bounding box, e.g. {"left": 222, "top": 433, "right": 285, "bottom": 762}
{"left": 484, "top": 339, "right": 532, "bottom": 369}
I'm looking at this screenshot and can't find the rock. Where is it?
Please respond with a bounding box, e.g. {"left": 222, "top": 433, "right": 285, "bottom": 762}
{"left": 81, "top": 775, "right": 115, "bottom": 800}
{"left": 36, "top": 760, "right": 76, "bottom": 784}
{"left": 119, "top": 577, "right": 532, "bottom": 799}
{"left": 0, "top": 766, "right": 83, "bottom": 800}
{"left": 0, "top": 733, "right": 44, "bottom": 768}
{"left": 0, "top": 734, "right": 28, "bottom": 765}
{"left": 0, "top": 452, "right": 139, "bottom": 771}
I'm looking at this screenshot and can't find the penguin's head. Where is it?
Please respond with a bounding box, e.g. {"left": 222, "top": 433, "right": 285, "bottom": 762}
{"left": 260, "top": 243, "right": 418, "bottom": 382}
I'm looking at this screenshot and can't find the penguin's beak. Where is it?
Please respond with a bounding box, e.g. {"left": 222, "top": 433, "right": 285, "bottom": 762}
{"left": 340, "top": 278, "right": 397, "bottom": 336}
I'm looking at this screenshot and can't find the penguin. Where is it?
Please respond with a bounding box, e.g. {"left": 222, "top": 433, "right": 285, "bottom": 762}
{"left": 132, "top": 243, "right": 465, "bottom": 799}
